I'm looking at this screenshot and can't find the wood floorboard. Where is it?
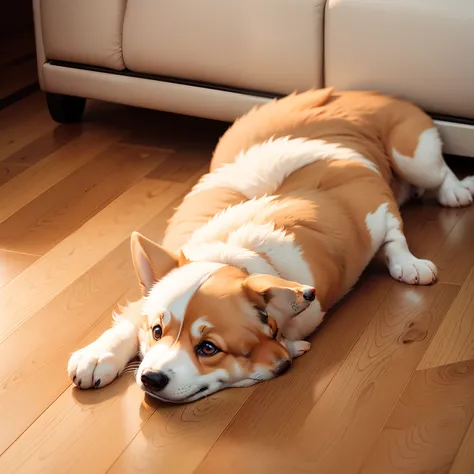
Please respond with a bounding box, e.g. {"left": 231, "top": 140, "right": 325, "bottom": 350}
{"left": 0, "top": 93, "right": 58, "bottom": 160}
{"left": 0, "top": 249, "right": 37, "bottom": 288}
{"left": 450, "top": 416, "right": 474, "bottom": 474}
{"left": 402, "top": 200, "right": 474, "bottom": 285}
{"left": 418, "top": 267, "right": 474, "bottom": 370}
{"left": 3, "top": 124, "right": 83, "bottom": 167}
{"left": 0, "top": 130, "right": 122, "bottom": 223}
{"left": 0, "top": 143, "right": 169, "bottom": 255}
{"left": 360, "top": 360, "right": 474, "bottom": 474}
{"left": 0, "top": 162, "right": 28, "bottom": 188}
{"left": 0, "top": 90, "right": 473, "bottom": 474}
{"left": 195, "top": 282, "right": 459, "bottom": 474}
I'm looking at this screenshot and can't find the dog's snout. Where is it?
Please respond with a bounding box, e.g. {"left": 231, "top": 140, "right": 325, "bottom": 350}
{"left": 141, "top": 370, "right": 170, "bottom": 391}
{"left": 302, "top": 286, "right": 316, "bottom": 302}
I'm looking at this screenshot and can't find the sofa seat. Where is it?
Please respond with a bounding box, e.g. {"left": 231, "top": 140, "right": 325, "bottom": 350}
{"left": 122, "top": 0, "right": 326, "bottom": 95}
{"left": 325, "top": 0, "right": 474, "bottom": 119}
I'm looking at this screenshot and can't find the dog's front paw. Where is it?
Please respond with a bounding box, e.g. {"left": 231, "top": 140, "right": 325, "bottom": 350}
{"left": 284, "top": 339, "right": 311, "bottom": 358}
{"left": 389, "top": 256, "right": 437, "bottom": 285}
{"left": 68, "top": 344, "right": 121, "bottom": 389}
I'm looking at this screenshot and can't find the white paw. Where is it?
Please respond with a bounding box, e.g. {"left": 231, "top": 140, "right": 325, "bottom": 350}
{"left": 461, "top": 176, "right": 474, "bottom": 194}
{"left": 285, "top": 339, "right": 311, "bottom": 358}
{"left": 389, "top": 257, "right": 437, "bottom": 285}
{"left": 437, "top": 175, "right": 473, "bottom": 207}
{"left": 68, "top": 344, "right": 121, "bottom": 389}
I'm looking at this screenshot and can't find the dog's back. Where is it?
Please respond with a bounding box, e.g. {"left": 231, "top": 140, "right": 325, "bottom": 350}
{"left": 164, "top": 89, "right": 434, "bottom": 254}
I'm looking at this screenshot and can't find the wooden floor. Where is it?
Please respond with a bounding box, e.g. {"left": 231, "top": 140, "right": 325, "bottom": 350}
{"left": 0, "top": 91, "right": 473, "bottom": 474}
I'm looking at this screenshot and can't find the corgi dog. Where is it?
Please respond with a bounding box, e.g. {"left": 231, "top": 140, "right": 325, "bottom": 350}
{"left": 68, "top": 88, "right": 474, "bottom": 403}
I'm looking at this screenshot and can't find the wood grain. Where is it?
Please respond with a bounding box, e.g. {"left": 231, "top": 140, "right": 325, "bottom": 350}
{"left": 0, "top": 249, "right": 37, "bottom": 288}
{"left": 195, "top": 282, "right": 459, "bottom": 474}
{"left": 0, "top": 93, "right": 58, "bottom": 160}
{"left": 419, "top": 267, "right": 474, "bottom": 370}
{"left": 360, "top": 360, "right": 474, "bottom": 474}
{"left": 0, "top": 130, "right": 121, "bottom": 223}
{"left": 3, "top": 124, "right": 82, "bottom": 167}
{"left": 0, "top": 89, "right": 473, "bottom": 474}
{"left": 450, "top": 415, "right": 474, "bottom": 474}
{"left": 0, "top": 162, "right": 28, "bottom": 187}
{"left": 0, "top": 144, "right": 168, "bottom": 255}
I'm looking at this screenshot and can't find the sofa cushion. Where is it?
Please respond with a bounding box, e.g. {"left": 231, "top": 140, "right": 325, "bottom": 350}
{"left": 122, "top": 0, "right": 326, "bottom": 95}
{"left": 41, "top": 0, "right": 127, "bottom": 70}
{"left": 325, "top": 0, "right": 474, "bottom": 118}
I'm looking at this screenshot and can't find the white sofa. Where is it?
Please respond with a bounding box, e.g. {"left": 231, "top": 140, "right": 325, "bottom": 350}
{"left": 33, "top": 0, "right": 474, "bottom": 157}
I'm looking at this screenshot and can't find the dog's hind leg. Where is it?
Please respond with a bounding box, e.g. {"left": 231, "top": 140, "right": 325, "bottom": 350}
{"left": 388, "top": 107, "right": 473, "bottom": 207}
{"left": 368, "top": 199, "right": 437, "bottom": 285}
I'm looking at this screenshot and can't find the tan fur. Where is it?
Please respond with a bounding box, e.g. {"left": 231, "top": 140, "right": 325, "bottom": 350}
{"left": 163, "top": 89, "right": 436, "bottom": 314}
{"left": 182, "top": 267, "right": 292, "bottom": 376}
{"left": 69, "top": 89, "right": 470, "bottom": 398}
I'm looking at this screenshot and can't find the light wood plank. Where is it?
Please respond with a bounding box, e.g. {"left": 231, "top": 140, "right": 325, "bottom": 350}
{"left": 402, "top": 200, "right": 474, "bottom": 285}
{"left": 0, "top": 378, "right": 154, "bottom": 474}
{"left": 450, "top": 416, "right": 474, "bottom": 474}
{"left": 0, "top": 250, "right": 37, "bottom": 288}
{"left": 0, "top": 193, "right": 191, "bottom": 467}
{"left": 432, "top": 206, "right": 474, "bottom": 285}
{"left": 195, "top": 283, "right": 458, "bottom": 474}
{"left": 3, "top": 124, "right": 82, "bottom": 167}
{"left": 0, "top": 240, "right": 137, "bottom": 454}
{"left": 0, "top": 176, "right": 190, "bottom": 343}
{"left": 0, "top": 144, "right": 167, "bottom": 255}
{"left": 418, "top": 267, "right": 474, "bottom": 369}
{"left": 0, "top": 130, "right": 120, "bottom": 223}
{"left": 360, "top": 360, "right": 474, "bottom": 474}
{"left": 0, "top": 93, "right": 59, "bottom": 161}
{"left": 0, "top": 162, "right": 27, "bottom": 187}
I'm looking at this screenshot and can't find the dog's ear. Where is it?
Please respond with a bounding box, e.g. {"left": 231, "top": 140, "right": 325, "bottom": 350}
{"left": 130, "top": 232, "right": 178, "bottom": 295}
{"left": 249, "top": 337, "right": 292, "bottom": 379}
{"left": 242, "top": 274, "right": 316, "bottom": 327}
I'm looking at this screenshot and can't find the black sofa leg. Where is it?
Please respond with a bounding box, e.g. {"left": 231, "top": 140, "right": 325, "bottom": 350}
{"left": 46, "top": 92, "right": 86, "bottom": 124}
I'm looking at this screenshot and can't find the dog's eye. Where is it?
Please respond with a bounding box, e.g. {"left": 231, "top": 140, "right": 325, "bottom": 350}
{"left": 196, "top": 341, "right": 221, "bottom": 357}
{"left": 256, "top": 307, "right": 268, "bottom": 324}
{"left": 152, "top": 325, "right": 163, "bottom": 341}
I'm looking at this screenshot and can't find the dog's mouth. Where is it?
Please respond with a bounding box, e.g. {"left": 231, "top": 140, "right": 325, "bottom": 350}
{"left": 144, "top": 384, "right": 210, "bottom": 404}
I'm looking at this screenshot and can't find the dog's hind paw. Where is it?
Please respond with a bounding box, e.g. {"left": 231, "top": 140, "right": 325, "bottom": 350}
{"left": 68, "top": 344, "right": 121, "bottom": 389}
{"left": 437, "top": 174, "right": 473, "bottom": 207}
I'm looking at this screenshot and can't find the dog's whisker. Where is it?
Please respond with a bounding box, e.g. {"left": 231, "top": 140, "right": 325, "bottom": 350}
{"left": 122, "top": 365, "right": 140, "bottom": 375}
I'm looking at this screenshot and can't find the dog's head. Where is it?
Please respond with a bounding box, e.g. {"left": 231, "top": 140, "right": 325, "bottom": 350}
{"left": 130, "top": 232, "right": 314, "bottom": 403}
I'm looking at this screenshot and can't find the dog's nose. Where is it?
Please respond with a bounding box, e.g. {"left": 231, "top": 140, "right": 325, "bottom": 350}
{"left": 302, "top": 286, "right": 316, "bottom": 302}
{"left": 272, "top": 359, "right": 291, "bottom": 376}
{"left": 141, "top": 370, "right": 170, "bottom": 391}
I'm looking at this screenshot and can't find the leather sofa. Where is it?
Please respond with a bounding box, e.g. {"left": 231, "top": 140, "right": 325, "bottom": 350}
{"left": 33, "top": 0, "right": 474, "bottom": 157}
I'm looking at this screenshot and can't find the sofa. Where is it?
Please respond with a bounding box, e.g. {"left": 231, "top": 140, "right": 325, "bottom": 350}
{"left": 33, "top": 0, "right": 474, "bottom": 157}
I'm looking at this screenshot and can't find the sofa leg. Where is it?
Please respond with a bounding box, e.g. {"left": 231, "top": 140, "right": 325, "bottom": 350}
{"left": 45, "top": 92, "right": 87, "bottom": 123}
